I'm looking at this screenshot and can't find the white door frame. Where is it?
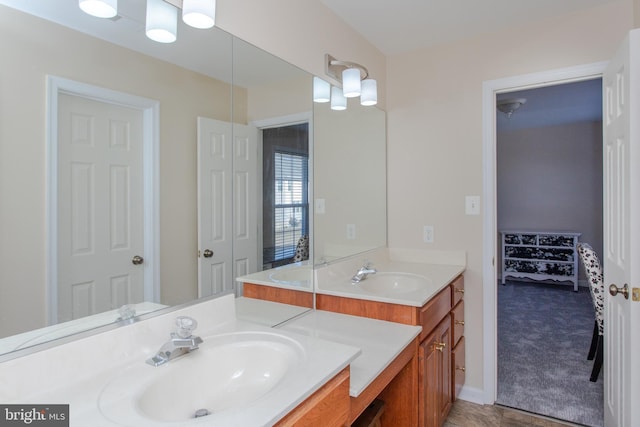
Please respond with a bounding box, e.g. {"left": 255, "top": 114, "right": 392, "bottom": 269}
{"left": 481, "top": 62, "right": 608, "bottom": 403}
{"left": 46, "top": 75, "right": 161, "bottom": 325}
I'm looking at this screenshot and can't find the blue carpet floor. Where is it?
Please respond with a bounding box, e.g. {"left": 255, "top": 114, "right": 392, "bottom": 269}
{"left": 497, "top": 281, "right": 603, "bottom": 426}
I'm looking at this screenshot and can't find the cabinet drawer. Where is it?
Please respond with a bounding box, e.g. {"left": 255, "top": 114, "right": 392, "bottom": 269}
{"left": 450, "top": 275, "right": 464, "bottom": 307}
{"left": 451, "top": 300, "right": 464, "bottom": 346}
{"left": 452, "top": 336, "right": 465, "bottom": 401}
{"left": 419, "top": 286, "right": 451, "bottom": 341}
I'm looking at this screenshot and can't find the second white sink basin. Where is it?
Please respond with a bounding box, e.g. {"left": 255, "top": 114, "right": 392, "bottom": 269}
{"left": 355, "top": 272, "right": 430, "bottom": 295}
{"left": 99, "top": 331, "right": 305, "bottom": 425}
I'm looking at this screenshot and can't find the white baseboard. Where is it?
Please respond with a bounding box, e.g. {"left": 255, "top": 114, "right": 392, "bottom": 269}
{"left": 457, "top": 385, "right": 486, "bottom": 405}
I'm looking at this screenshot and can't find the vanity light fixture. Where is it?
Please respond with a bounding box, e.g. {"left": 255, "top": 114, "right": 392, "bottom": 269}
{"left": 146, "top": 0, "right": 178, "bottom": 43}
{"left": 316, "top": 54, "right": 378, "bottom": 109}
{"left": 79, "top": 0, "right": 217, "bottom": 44}
{"left": 78, "top": 0, "right": 117, "bottom": 18}
{"left": 497, "top": 98, "right": 527, "bottom": 118}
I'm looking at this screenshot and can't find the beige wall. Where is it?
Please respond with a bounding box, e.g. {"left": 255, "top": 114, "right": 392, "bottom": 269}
{"left": 216, "top": 0, "right": 387, "bottom": 109}
{"left": 386, "top": 1, "right": 632, "bottom": 392}
{"left": 0, "top": 7, "right": 233, "bottom": 337}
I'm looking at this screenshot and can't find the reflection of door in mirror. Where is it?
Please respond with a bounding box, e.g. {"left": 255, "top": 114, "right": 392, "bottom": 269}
{"left": 50, "top": 78, "right": 160, "bottom": 324}
{"left": 197, "top": 117, "right": 258, "bottom": 298}
{"left": 261, "top": 123, "right": 310, "bottom": 270}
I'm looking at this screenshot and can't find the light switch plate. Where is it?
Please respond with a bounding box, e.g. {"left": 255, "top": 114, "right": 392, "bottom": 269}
{"left": 423, "top": 225, "right": 434, "bottom": 243}
{"left": 315, "top": 198, "right": 325, "bottom": 214}
{"left": 465, "top": 196, "right": 480, "bottom": 215}
{"left": 347, "top": 224, "right": 356, "bottom": 240}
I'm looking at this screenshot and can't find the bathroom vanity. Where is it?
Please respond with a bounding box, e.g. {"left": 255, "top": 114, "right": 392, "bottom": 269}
{"left": 240, "top": 249, "right": 466, "bottom": 426}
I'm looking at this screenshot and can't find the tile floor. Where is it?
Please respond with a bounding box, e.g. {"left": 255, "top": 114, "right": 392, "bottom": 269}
{"left": 444, "top": 400, "right": 580, "bottom": 427}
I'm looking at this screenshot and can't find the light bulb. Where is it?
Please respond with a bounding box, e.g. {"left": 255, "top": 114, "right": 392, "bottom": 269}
{"left": 313, "top": 77, "right": 330, "bottom": 103}
{"left": 342, "top": 68, "right": 361, "bottom": 98}
{"left": 360, "top": 79, "right": 377, "bottom": 106}
{"left": 182, "top": 0, "right": 216, "bottom": 29}
{"left": 146, "top": 0, "right": 178, "bottom": 43}
{"left": 79, "top": 0, "right": 117, "bottom": 18}
{"left": 331, "top": 86, "right": 347, "bottom": 111}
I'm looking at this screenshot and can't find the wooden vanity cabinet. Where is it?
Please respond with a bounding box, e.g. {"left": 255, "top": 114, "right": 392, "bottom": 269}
{"left": 419, "top": 314, "right": 451, "bottom": 427}
{"left": 242, "top": 282, "right": 314, "bottom": 308}
{"left": 316, "top": 274, "right": 465, "bottom": 427}
{"left": 275, "top": 367, "right": 351, "bottom": 427}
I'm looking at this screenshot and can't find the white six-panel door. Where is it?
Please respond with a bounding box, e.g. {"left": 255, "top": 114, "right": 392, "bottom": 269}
{"left": 232, "top": 122, "right": 258, "bottom": 295}
{"left": 197, "top": 117, "right": 258, "bottom": 297}
{"left": 57, "top": 93, "right": 145, "bottom": 322}
{"left": 602, "top": 29, "right": 640, "bottom": 427}
{"left": 197, "top": 117, "right": 234, "bottom": 297}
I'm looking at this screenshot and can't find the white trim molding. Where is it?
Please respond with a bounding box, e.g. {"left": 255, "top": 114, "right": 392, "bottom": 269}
{"left": 481, "top": 61, "right": 607, "bottom": 404}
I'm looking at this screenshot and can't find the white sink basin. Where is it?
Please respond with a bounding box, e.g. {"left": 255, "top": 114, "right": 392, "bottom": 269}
{"left": 355, "top": 272, "right": 430, "bottom": 295}
{"left": 99, "top": 331, "right": 305, "bottom": 425}
{"left": 268, "top": 268, "right": 312, "bottom": 286}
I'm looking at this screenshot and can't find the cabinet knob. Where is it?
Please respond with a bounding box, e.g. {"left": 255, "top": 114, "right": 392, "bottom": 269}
{"left": 455, "top": 320, "right": 465, "bottom": 326}
{"left": 455, "top": 288, "right": 465, "bottom": 294}
{"left": 456, "top": 365, "right": 466, "bottom": 372}
{"left": 434, "top": 342, "right": 446, "bottom": 352}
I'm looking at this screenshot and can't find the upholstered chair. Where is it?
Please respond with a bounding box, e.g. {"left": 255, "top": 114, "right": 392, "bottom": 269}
{"left": 576, "top": 242, "right": 604, "bottom": 382}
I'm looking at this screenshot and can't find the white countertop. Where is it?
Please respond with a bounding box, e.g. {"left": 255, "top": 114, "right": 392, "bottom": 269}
{"left": 0, "top": 295, "right": 361, "bottom": 427}
{"left": 235, "top": 297, "right": 311, "bottom": 327}
{"left": 235, "top": 261, "right": 313, "bottom": 292}
{"left": 315, "top": 261, "right": 464, "bottom": 307}
{"left": 279, "top": 310, "right": 421, "bottom": 397}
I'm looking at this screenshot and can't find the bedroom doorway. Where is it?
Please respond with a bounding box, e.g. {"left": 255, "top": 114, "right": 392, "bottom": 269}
{"left": 494, "top": 79, "right": 604, "bottom": 426}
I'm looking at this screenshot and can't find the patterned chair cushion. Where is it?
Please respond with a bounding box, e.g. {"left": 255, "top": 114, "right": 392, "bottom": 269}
{"left": 577, "top": 243, "right": 604, "bottom": 335}
{"left": 292, "top": 235, "right": 309, "bottom": 262}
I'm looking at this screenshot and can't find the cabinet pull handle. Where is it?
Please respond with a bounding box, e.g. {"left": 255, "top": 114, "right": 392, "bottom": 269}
{"left": 455, "top": 288, "right": 465, "bottom": 294}
{"left": 434, "top": 342, "right": 446, "bottom": 352}
{"left": 455, "top": 320, "right": 465, "bottom": 326}
{"left": 456, "top": 365, "right": 466, "bottom": 372}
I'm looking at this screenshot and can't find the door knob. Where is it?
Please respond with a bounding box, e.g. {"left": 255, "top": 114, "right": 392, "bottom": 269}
{"left": 131, "top": 255, "right": 144, "bottom": 265}
{"left": 609, "top": 283, "right": 629, "bottom": 299}
{"left": 203, "top": 249, "right": 214, "bottom": 258}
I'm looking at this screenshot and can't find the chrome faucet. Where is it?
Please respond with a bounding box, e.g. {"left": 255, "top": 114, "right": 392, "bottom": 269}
{"left": 351, "top": 262, "right": 377, "bottom": 283}
{"left": 146, "top": 316, "right": 203, "bottom": 367}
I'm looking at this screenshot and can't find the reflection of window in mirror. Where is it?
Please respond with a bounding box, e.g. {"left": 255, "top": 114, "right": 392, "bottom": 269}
{"left": 262, "top": 124, "right": 309, "bottom": 269}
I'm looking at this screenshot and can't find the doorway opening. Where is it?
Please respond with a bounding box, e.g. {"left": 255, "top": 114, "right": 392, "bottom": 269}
{"left": 495, "top": 79, "right": 604, "bottom": 426}
{"left": 261, "top": 123, "right": 310, "bottom": 269}
{"left": 480, "top": 61, "right": 608, "bottom": 419}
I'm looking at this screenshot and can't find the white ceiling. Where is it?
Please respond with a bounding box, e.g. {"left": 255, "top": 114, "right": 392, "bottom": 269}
{"left": 320, "top": 0, "right": 618, "bottom": 56}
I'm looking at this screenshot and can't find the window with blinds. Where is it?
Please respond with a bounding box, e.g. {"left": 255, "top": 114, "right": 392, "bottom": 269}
{"left": 273, "top": 151, "right": 308, "bottom": 261}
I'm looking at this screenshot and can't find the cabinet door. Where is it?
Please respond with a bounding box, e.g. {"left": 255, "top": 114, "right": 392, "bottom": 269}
{"left": 419, "top": 314, "right": 452, "bottom": 427}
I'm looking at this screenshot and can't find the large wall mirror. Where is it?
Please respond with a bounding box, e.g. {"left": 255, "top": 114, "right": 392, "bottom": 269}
{"left": 0, "top": 0, "right": 386, "bottom": 359}
{"left": 313, "top": 100, "right": 387, "bottom": 265}
{"left": 0, "top": 0, "right": 313, "bottom": 357}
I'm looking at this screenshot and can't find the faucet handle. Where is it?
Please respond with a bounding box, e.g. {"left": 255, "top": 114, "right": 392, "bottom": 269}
{"left": 175, "top": 316, "right": 198, "bottom": 338}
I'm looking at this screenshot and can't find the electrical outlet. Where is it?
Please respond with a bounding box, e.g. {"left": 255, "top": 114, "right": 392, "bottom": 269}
{"left": 423, "top": 225, "right": 434, "bottom": 243}
{"left": 465, "top": 196, "right": 480, "bottom": 215}
{"left": 347, "top": 224, "right": 356, "bottom": 240}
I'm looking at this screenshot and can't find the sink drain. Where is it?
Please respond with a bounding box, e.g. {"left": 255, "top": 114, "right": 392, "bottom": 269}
{"left": 194, "top": 409, "right": 211, "bottom": 418}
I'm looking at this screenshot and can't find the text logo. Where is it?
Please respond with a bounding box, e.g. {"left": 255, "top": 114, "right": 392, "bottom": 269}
{"left": 0, "top": 405, "right": 68, "bottom": 426}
